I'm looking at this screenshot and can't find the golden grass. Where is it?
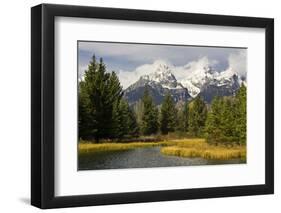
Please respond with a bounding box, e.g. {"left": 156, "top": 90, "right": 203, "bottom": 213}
{"left": 78, "top": 138, "right": 193, "bottom": 155}
{"left": 160, "top": 140, "right": 246, "bottom": 160}
{"left": 79, "top": 138, "right": 246, "bottom": 161}
{"left": 79, "top": 141, "right": 162, "bottom": 155}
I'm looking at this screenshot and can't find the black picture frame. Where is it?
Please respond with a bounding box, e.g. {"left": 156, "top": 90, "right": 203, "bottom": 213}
{"left": 31, "top": 3, "right": 274, "bottom": 209}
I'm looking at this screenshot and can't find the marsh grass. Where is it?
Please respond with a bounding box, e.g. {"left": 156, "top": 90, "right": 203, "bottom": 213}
{"left": 78, "top": 138, "right": 191, "bottom": 155}
{"left": 79, "top": 141, "right": 164, "bottom": 155}
{"left": 160, "top": 140, "right": 246, "bottom": 160}
{"left": 79, "top": 138, "right": 246, "bottom": 161}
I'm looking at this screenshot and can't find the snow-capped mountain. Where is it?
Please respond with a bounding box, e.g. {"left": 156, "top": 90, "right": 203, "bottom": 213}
{"left": 123, "top": 61, "right": 246, "bottom": 105}
{"left": 124, "top": 62, "right": 191, "bottom": 105}
{"left": 179, "top": 65, "right": 245, "bottom": 102}
{"left": 141, "top": 63, "right": 184, "bottom": 90}
{"left": 180, "top": 66, "right": 219, "bottom": 97}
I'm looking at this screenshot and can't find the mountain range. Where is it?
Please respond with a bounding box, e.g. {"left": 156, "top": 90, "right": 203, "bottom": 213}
{"left": 123, "top": 61, "right": 246, "bottom": 105}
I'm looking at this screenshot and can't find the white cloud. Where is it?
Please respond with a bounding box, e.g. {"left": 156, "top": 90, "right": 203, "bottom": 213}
{"left": 227, "top": 50, "right": 247, "bottom": 78}
{"left": 173, "top": 57, "right": 218, "bottom": 81}
{"left": 117, "top": 59, "right": 171, "bottom": 89}
{"left": 117, "top": 57, "right": 218, "bottom": 89}
{"left": 79, "top": 50, "right": 247, "bottom": 89}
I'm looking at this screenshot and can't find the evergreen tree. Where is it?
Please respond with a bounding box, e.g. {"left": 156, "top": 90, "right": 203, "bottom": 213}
{"left": 78, "top": 55, "right": 99, "bottom": 140}
{"left": 220, "top": 97, "right": 238, "bottom": 142}
{"left": 235, "top": 84, "right": 247, "bottom": 145}
{"left": 141, "top": 88, "right": 159, "bottom": 135}
{"left": 205, "top": 84, "right": 247, "bottom": 145}
{"left": 160, "top": 93, "right": 177, "bottom": 134}
{"left": 78, "top": 81, "right": 95, "bottom": 139}
{"left": 188, "top": 96, "right": 207, "bottom": 136}
{"left": 112, "top": 99, "right": 139, "bottom": 139}
{"left": 127, "top": 107, "right": 140, "bottom": 137}
{"left": 177, "top": 101, "right": 189, "bottom": 132}
{"left": 78, "top": 55, "right": 123, "bottom": 142}
{"left": 111, "top": 99, "right": 127, "bottom": 139}
{"left": 205, "top": 97, "right": 224, "bottom": 144}
{"left": 133, "top": 99, "right": 144, "bottom": 126}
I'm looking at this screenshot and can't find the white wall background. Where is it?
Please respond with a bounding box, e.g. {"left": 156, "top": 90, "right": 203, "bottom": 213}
{"left": 0, "top": 0, "right": 279, "bottom": 212}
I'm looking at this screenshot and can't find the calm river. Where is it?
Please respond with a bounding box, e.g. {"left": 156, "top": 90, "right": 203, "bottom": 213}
{"left": 78, "top": 147, "right": 243, "bottom": 170}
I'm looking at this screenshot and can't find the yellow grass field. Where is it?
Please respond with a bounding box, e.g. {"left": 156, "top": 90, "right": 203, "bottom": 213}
{"left": 160, "top": 139, "right": 246, "bottom": 160}
{"left": 79, "top": 138, "right": 246, "bottom": 161}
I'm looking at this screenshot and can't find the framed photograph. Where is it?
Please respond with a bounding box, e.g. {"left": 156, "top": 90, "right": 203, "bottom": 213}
{"left": 31, "top": 4, "right": 274, "bottom": 209}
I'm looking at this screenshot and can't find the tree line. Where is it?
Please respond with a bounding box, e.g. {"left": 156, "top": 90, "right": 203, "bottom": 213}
{"left": 79, "top": 56, "right": 246, "bottom": 145}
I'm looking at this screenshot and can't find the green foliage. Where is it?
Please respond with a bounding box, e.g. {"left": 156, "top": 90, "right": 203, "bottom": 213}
{"left": 141, "top": 88, "right": 159, "bottom": 135}
{"left": 78, "top": 84, "right": 95, "bottom": 138}
{"left": 111, "top": 99, "right": 139, "bottom": 139}
{"left": 235, "top": 84, "right": 247, "bottom": 144}
{"left": 133, "top": 99, "right": 144, "bottom": 126}
{"left": 188, "top": 96, "right": 207, "bottom": 136}
{"left": 111, "top": 100, "right": 127, "bottom": 139}
{"left": 205, "top": 85, "right": 247, "bottom": 145}
{"left": 78, "top": 55, "right": 123, "bottom": 142}
{"left": 205, "top": 97, "right": 224, "bottom": 143}
{"left": 177, "top": 101, "right": 189, "bottom": 132}
{"left": 127, "top": 106, "right": 140, "bottom": 138}
{"left": 160, "top": 93, "right": 177, "bottom": 134}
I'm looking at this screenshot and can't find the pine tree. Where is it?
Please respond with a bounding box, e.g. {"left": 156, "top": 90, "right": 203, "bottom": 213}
{"left": 141, "top": 88, "right": 159, "bottom": 135}
{"left": 133, "top": 99, "right": 144, "bottom": 126}
{"left": 78, "top": 55, "right": 123, "bottom": 142}
{"left": 111, "top": 99, "right": 139, "bottom": 139}
{"left": 188, "top": 96, "right": 207, "bottom": 136}
{"left": 220, "top": 97, "right": 238, "bottom": 143}
{"left": 78, "top": 81, "right": 95, "bottom": 139}
{"left": 205, "top": 84, "right": 247, "bottom": 145}
{"left": 160, "top": 93, "right": 177, "bottom": 134}
{"left": 235, "top": 84, "right": 247, "bottom": 145}
{"left": 127, "top": 107, "right": 140, "bottom": 137}
{"left": 78, "top": 55, "right": 99, "bottom": 140}
{"left": 111, "top": 99, "right": 126, "bottom": 139}
{"left": 177, "top": 101, "right": 189, "bottom": 132}
{"left": 205, "top": 97, "right": 224, "bottom": 144}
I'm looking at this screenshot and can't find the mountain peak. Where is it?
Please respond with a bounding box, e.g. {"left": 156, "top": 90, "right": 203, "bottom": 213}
{"left": 149, "top": 60, "right": 174, "bottom": 77}
{"left": 124, "top": 59, "right": 246, "bottom": 105}
{"left": 140, "top": 60, "right": 182, "bottom": 89}
{"left": 124, "top": 60, "right": 190, "bottom": 105}
{"left": 203, "top": 66, "right": 216, "bottom": 74}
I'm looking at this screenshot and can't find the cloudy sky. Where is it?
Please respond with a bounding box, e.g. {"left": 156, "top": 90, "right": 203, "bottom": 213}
{"left": 78, "top": 41, "right": 247, "bottom": 89}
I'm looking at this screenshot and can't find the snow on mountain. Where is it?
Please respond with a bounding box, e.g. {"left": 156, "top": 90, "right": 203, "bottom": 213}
{"left": 123, "top": 59, "right": 246, "bottom": 105}
{"left": 178, "top": 64, "right": 246, "bottom": 98}
{"left": 179, "top": 64, "right": 245, "bottom": 102}
{"left": 180, "top": 79, "right": 201, "bottom": 98}
{"left": 124, "top": 61, "right": 190, "bottom": 105}
{"left": 141, "top": 61, "right": 184, "bottom": 90}
{"left": 178, "top": 66, "right": 216, "bottom": 97}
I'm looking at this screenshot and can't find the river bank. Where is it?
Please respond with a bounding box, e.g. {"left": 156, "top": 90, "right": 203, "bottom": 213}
{"left": 79, "top": 138, "right": 246, "bottom": 161}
